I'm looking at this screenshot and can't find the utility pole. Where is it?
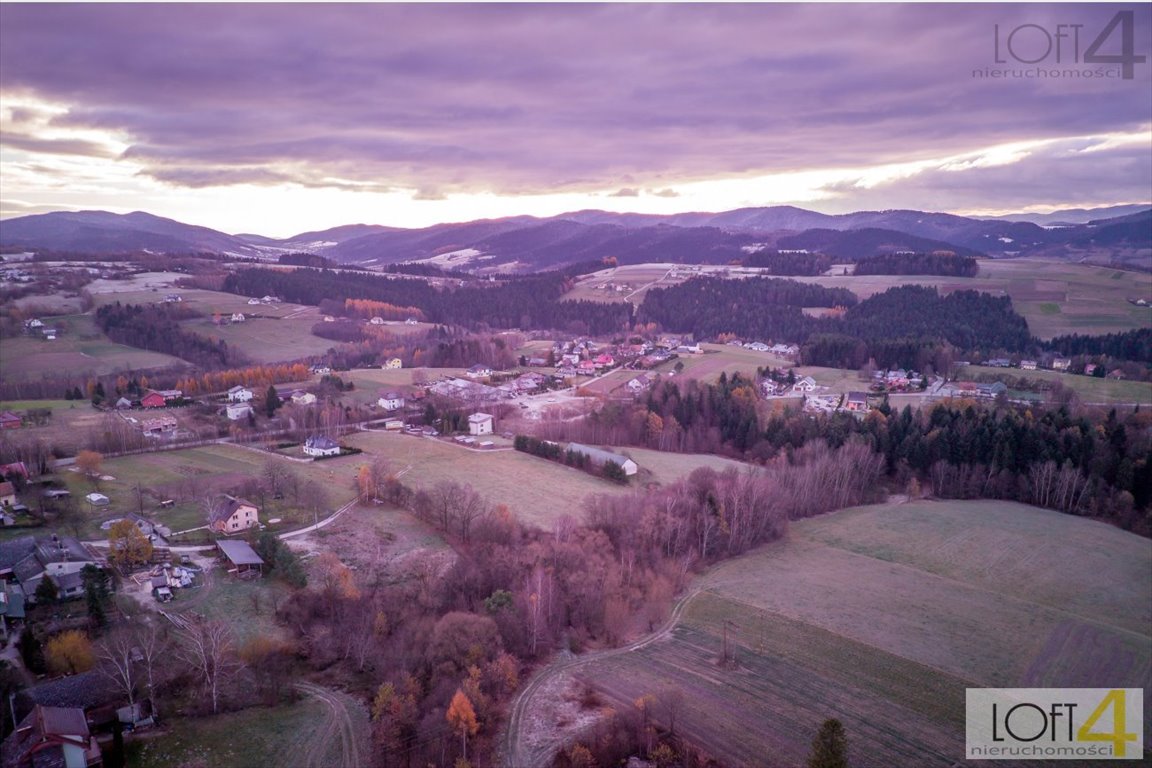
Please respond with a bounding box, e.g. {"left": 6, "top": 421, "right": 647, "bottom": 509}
{"left": 721, "top": 619, "right": 739, "bottom": 666}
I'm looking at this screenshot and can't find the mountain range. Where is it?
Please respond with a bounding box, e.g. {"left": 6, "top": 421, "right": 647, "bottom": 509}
{"left": 2, "top": 204, "right": 1148, "bottom": 272}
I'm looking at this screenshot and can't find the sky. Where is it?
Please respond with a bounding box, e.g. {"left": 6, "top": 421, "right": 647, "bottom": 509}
{"left": 1, "top": 3, "right": 1150, "bottom": 237}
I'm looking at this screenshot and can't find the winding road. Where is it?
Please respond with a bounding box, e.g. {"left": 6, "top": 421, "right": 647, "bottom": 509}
{"left": 500, "top": 587, "right": 702, "bottom": 768}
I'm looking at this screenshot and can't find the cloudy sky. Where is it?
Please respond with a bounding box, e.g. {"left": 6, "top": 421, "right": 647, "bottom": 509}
{"left": 1, "top": 3, "right": 1149, "bottom": 236}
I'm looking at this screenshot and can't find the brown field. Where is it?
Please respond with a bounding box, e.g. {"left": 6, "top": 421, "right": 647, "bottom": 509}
{"left": 573, "top": 500, "right": 1152, "bottom": 767}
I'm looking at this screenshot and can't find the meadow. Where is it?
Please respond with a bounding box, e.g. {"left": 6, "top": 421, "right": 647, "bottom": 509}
{"left": 962, "top": 364, "right": 1152, "bottom": 405}
{"left": 575, "top": 500, "right": 1152, "bottom": 767}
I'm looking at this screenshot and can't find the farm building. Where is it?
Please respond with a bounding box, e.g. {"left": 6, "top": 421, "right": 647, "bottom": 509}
{"left": 0, "top": 411, "right": 22, "bottom": 430}
{"left": 227, "top": 386, "right": 254, "bottom": 402}
{"left": 225, "top": 402, "right": 253, "bottom": 421}
{"left": 567, "top": 443, "right": 639, "bottom": 476}
{"left": 139, "top": 392, "right": 167, "bottom": 409}
{"left": 291, "top": 390, "right": 317, "bottom": 406}
{"left": 114, "top": 397, "right": 133, "bottom": 409}
{"left": 207, "top": 495, "right": 260, "bottom": 535}
{"left": 303, "top": 435, "right": 341, "bottom": 457}
{"left": 216, "top": 540, "right": 264, "bottom": 577}
{"left": 230, "top": 313, "right": 246, "bottom": 323}
{"left": 468, "top": 413, "right": 494, "bottom": 436}
{"left": 1052, "top": 357, "right": 1072, "bottom": 371}
{"left": 141, "top": 416, "right": 178, "bottom": 436}
{"left": 85, "top": 493, "right": 110, "bottom": 507}
{"left": 0, "top": 482, "right": 14, "bottom": 507}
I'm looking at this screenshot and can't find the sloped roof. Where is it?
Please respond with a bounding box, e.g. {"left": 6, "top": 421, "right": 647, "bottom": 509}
{"left": 567, "top": 443, "right": 637, "bottom": 469}
{"left": 305, "top": 435, "right": 339, "bottom": 450}
{"left": 0, "top": 536, "right": 37, "bottom": 573}
{"left": 216, "top": 540, "right": 264, "bottom": 567}
{"left": 18, "top": 671, "right": 118, "bottom": 711}
{"left": 209, "top": 495, "right": 257, "bottom": 524}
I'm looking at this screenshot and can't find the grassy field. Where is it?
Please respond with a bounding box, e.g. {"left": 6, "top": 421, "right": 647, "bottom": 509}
{"left": 563, "top": 259, "right": 1152, "bottom": 340}
{"left": 577, "top": 500, "right": 1152, "bottom": 767}
{"left": 962, "top": 364, "right": 1152, "bottom": 404}
{"left": 0, "top": 314, "right": 187, "bottom": 380}
{"left": 345, "top": 431, "right": 633, "bottom": 528}
{"left": 613, "top": 446, "right": 751, "bottom": 486}
{"left": 181, "top": 312, "right": 337, "bottom": 364}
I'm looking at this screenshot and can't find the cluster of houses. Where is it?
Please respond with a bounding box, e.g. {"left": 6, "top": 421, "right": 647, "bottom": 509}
{"left": 0, "top": 534, "right": 105, "bottom": 607}
{"left": 869, "top": 369, "right": 925, "bottom": 392}
{"left": 22, "top": 318, "right": 59, "bottom": 341}
{"left": 938, "top": 380, "right": 1011, "bottom": 400}
{"left": 982, "top": 357, "right": 1126, "bottom": 380}
{"left": 729, "top": 340, "right": 800, "bottom": 357}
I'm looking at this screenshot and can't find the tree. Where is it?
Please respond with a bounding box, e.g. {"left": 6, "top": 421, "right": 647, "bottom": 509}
{"left": 82, "top": 565, "right": 111, "bottom": 631}
{"left": 34, "top": 575, "right": 58, "bottom": 605}
{"left": 175, "top": 617, "right": 239, "bottom": 714}
{"left": 446, "top": 689, "right": 479, "bottom": 762}
{"left": 76, "top": 450, "right": 103, "bottom": 486}
{"left": 807, "top": 718, "right": 849, "bottom": 768}
{"left": 46, "top": 630, "right": 95, "bottom": 675}
{"left": 264, "top": 385, "right": 282, "bottom": 417}
{"left": 95, "top": 629, "right": 140, "bottom": 705}
{"left": 108, "top": 520, "right": 153, "bottom": 569}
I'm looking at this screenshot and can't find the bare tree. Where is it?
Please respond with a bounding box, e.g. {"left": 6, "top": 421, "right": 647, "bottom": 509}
{"left": 175, "top": 617, "right": 240, "bottom": 714}
{"left": 95, "top": 629, "right": 138, "bottom": 706}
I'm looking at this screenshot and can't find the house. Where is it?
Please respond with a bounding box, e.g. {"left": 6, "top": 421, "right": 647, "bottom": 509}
{"left": 164, "top": 294, "right": 182, "bottom": 303}
{"left": 290, "top": 390, "right": 317, "bottom": 406}
{"left": 383, "top": 418, "right": 404, "bottom": 431}
{"left": 225, "top": 402, "right": 253, "bottom": 421}
{"left": 139, "top": 392, "right": 166, "bottom": 409}
{"left": 744, "top": 342, "right": 769, "bottom": 352}
{"left": 986, "top": 358, "right": 1012, "bottom": 368}
{"left": 577, "top": 360, "right": 597, "bottom": 376}
{"left": 261, "top": 295, "right": 278, "bottom": 303}
{"left": 567, "top": 443, "right": 639, "bottom": 476}
{"left": 303, "top": 435, "right": 341, "bottom": 457}
{"left": 156, "top": 389, "right": 182, "bottom": 403}
{"left": 466, "top": 364, "right": 493, "bottom": 379}
{"left": 114, "top": 397, "right": 133, "bottom": 409}
{"left": 227, "top": 385, "right": 254, "bottom": 403}
{"left": 0, "top": 483, "right": 14, "bottom": 508}
{"left": 208, "top": 495, "right": 260, "bottom": 535}
{"left": 247, "top": 298, "right": 261, "bottom": 305}
{"left": 626, "top": 377, "right": 649, "bottom": 394}
{"left": 1084, "top": 364, "right": 1099, "bottom": 376}
{"left": 1052, "top": 357, "right": 1072, "bottom": 372}
{"left": 593, "top": 353, "right": 616, "bottom": 368}
{"left": 141, "top": 416, "right": 178, "bottom": 436}
{"left": 369, "top": 316, "right": 386, "bottom": 325}
{"left": 323, "top": 315, "right": 336, "bottom": 322}
{"left": 1020, "top": 360, "right": 1037, "bottom": 371}
{"left": 230, "top": 313, "right": 246, "bottom": 323}
{"left": 2, "top": 535, "right": 104, "bottom": 601}
{"left": 977, "top": 381, "right": 1008, "bottom": 398}
{"left": 216, "top": 540, "right": 264, "bottom": 577}
{"left": 85, "top": 493, "right": 110, "bottom": 507}
{"left": 0, "top": 705, "right": 102, "bottom": 768}
{"left": 0, "top": 463, "right": 29, "bottom": 482}
{"left": 310, "top": 365, "right": 332, "bottom": 375}
{"left": 0, "top": 411, "right": 22, "bottom": 430}
{"left": 843, "top": 392, "right": 870, "bottom": 412}
{"left": 792, "top": 376, "right": 817, "bottom": 393}
{"left": 13, "top": 670, "right": 126, "bottom": 734}
{"left": 382, "top": 357, "right": 403, "bottom": 370}
{"left": 405, "top": 317, "right": 419, "bottom": 325}
{"left": 24, "top": 319, "right": 43, "bottom": 330}
{"left": 377, "top": 391, "right": 405, "bottom": 411}
{"left": 468, "top": 412, "right": 494, "bottom": 436}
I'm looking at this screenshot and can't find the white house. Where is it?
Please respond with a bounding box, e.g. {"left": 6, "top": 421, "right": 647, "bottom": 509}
{"left": 247, "top": 298, "right": 261, "bottom": 306}
{"left": 468, "top": 412, "right": 494, "bottom": 436}
{"left": 227, "top": 385, "right": 254, "bottom": 403}
{"left": 303, "top": 435, "right": 341, "bottom": 457}
{"left": 792, "top": 376, "right": 817, "bottom": 393}
{"left": 230, "top": 313, "right": 246, "bottom": 323}
{"left": 382, "top": 357, "right": 403, "bottom": 370}
{"left": 369, "top": 316, "right": 386, "bottom": 325}
{"left": 225, "top": 402, "right": 253, "bottom": 420}
{"left": 208, "top": 495, "right": 260, "bottom": 534}
{"left": 291, "top": 390, "right": 317, "bottom": 406}
{"left": 466, "top": 364, "right": 493, "bottom": 379}
{"left": 378, "top": 391, "right": 405, "bottom": 411}
{"left": 85, "top": 493, "right": 110, "bottom": 507}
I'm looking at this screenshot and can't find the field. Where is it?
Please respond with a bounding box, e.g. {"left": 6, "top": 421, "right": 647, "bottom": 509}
{"left": 0, "top": 314, "right": 187, "bottom": 380}
{"left": 962, "top": 364, "right": 1152, "bottom": 405}
{"left": 68, "top": 444, "right": 365, "bottom": 540}
{"left": 572, "top": 500, "right": 1152, "bottom": 767}
{"left": 562, "top": 259, "right": 1152, "bottom": 339}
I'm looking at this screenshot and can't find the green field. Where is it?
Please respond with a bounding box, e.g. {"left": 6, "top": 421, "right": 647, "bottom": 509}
{"left": 563, "top": 259, "right": 1152, "bottom": 340}
{"left": 0, "top": 314, "right": 187, "bottom": 380}
{"left": 963, "top": 364, "right": 1152, "bottom": 404}
{"left": 576, "top": 500, "right": 1152, "bottom": 767}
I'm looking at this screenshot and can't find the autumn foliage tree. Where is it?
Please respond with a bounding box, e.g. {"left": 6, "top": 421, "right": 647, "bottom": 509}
{"left": 446, "top": 689, "right": 479, "bottom": 761}
{"left": 46, "top": 630, "right": 95, "bottom": 676}
{"left": 76, "top": 450, "right": 103, "bottom": 486}
{"left": 107, "top": 519, "right": 153, "bottom": 569}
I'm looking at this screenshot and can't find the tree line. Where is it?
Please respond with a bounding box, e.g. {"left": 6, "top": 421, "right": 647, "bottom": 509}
{"left": 853, "top": 252, "right": 979, "bottom": 277}
{"left": 94, "top": 302, "right": 246, "bottom": 369}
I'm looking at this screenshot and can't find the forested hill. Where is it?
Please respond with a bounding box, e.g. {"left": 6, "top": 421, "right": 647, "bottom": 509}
{"left": 222, "top": 267, "right": 632, "bottom": 335}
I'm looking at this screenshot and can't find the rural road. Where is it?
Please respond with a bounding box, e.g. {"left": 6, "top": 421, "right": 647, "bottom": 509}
{"left": 294, "top": 681, "right": 370, "bottom": 768}
{"left": 500, "top": 587, "right": 702, "bottom": 768}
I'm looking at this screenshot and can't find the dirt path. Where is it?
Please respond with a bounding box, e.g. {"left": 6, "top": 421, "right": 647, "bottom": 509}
{"left": 500, "top": 587, "right": 701, "bottom": 768}
{"left": 294, "top": 681, "right": 370, "bottom": 768}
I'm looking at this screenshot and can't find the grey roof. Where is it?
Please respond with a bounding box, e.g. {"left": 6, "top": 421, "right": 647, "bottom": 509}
{"left": 209, "top": 495, "right": 256, "bottom": 525}
{"left": 34, "top": 537, "right": 95, "bottom": 567}
{"left": 37, "top": 706, "right": 88, "bottom": 737}
{"left": 567, "top": 443, "right": 637, "bottom": 469}
{"left": 846, "top": 391, "right": 870, "bottom": 402}
{"left": 216, "top": 539, "right": 265, "bottom": 567}
{"left": 0, "top": 536, "right": 36, "bottom": 573}
{"left": 18, "top": 671, "right": 118, "bottom": 711}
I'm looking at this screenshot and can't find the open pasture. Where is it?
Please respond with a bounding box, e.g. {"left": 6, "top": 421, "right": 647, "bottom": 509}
{"left": 575, "top": 500, "right": 1152, "bottom": 767}
{"left": 1, "top": 314, "right": 187, "bottom": 380}
{"left": 962, "top": 364, "right": 1152, "bottom": 405}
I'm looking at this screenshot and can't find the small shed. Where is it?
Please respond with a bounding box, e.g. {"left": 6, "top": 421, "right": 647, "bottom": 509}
{"left": 216, "top": 540, "right": 265, "bottom": 577}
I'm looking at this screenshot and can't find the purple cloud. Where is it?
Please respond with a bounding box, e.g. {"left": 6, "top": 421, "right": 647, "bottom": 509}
{"left": 0, "top": 3, "right": 1148, "bottom": 209}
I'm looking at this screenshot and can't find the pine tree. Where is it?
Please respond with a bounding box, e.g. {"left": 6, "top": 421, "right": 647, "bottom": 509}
{"left": 265, "top": 385, "right": 282, "bottom": 417}
{"left": 807, "top": 718, "right": 849, "bottom": 768}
